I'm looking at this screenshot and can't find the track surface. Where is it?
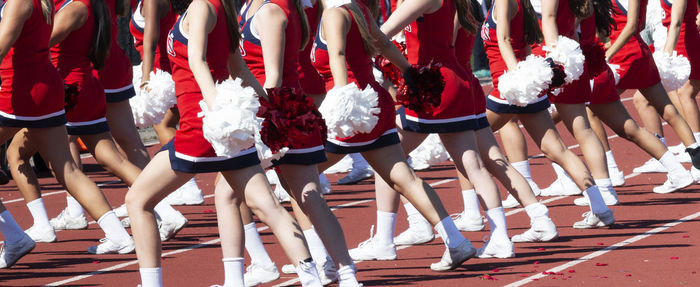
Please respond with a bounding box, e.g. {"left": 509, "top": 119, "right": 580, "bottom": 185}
{"left": 1, "top": 88, "right": 699, "bottom": 287}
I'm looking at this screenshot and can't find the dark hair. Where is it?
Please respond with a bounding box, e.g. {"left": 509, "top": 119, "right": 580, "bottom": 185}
{"left": 293, "top": 0, "right": 311, "bottom": 49}
{"left": 221, "top": 0, "right": 242, "bottom": 53}
{"left": 91, "top": 0, "right": 112, "bottom": 69}
{"left": 171, "top": 0, "right": 191, "bottom": 14}
{"left": 115, "top": 0, "right": 127, "bottom": 16}
{"left": 454, "top": 0, "right": 479, "bottom": 34}
{"left": 347, "top": 2, "right": 378, "bottom": 55}
{"left": 521, "top": 0, "right": 543, "bottom": 44}
{"left": 469, "top": 0, "right": 484, "bottom": 23}
{"left": 568, "top": 0, "right": 590, "bottom": 18}
{"left": 591, "top": 0, "right": 615, "bottom": 38}
{"left": 363, "top": 0, "right": 379, "bottom": 19}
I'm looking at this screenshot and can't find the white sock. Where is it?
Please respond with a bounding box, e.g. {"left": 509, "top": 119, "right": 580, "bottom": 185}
{"left": 350, "top": 153, "right": 370, "bottom": 170}
{"left": 485, "top": 207, "right": 509, "bottom": 242}
{"left": 594, "top": 178, "right": 615, "bottom": 197}
{"left": 605, "top": 151, "right": 619, "bottom": 171}
{"left": 687, "top": 142, "right": 699, "bottom": 149}
{"left": 403, "top": 202, "right": 420, "bottom": 217}
{"left": 512, "top": 160, "right": 534, "bottom": 181}
{"left": 26, "top": 198, "right": 51, "bottom": 230}
{"left": 139, "top": 267, "right": 163, "bottom": 287}
{"left": 375, "top": 211, "right": 396, "bottom": 245}
{"left": 153, "top": 201, "right": 182, "bottom": 222}
{"left": 0, "top": 210, "right": 26, "bottom": 244}
{"left": 584, "top": 186, "right": 609, "bottom": 214}
{"left": 434, "top": 216, "right": 466, "bottom": 248}
{"left": 523, "top": 202, "right": 549, "bottom": 221}
{"left": 659, "top": 151, "right": 687, "bottom": 175}
{"left": 693, "top": 132, "right": 700, "bottom": 143}
{"left": 244, "top": 222, "right": 274, "bottom": 266}
{"left": 303, "top": 227, "right": 330, "bottom": 265}
{"left": 222, "top": 257, "right": 245, "bottom": 287}
{"left": 461, "top": 189, "right": 481, "bottom": 218}
{"left": 552, "top": 163, "right": 571, "bottom": 180}
{"left": 337, "top": 264, "right": 360, "bottom": 287}
{"left": 97, "top": 211, "right": 131, "bottom": 243}
{"left": 65, "top": 196, "right": 85, "bottom": 217}
{"left": 296, "top": 260, "right": 321, "bottom": 286}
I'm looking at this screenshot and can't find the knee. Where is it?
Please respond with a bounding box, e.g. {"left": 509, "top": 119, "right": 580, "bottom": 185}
{"left": 125, "top": 189, "right": 152, "bottom": 212}
{"left": 5, "top": 148, "right": 27, "bottom": 168}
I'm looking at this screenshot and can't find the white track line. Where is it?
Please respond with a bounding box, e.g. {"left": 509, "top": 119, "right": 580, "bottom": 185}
{"left": 504, "top": 210, "right": 700, "bottom": 287}
{"left": 2, "top": 180, "right": 122, "bottom": 204}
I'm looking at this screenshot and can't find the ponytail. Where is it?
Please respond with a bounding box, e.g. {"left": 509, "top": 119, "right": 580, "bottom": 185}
{"left": 522, "top": 0, "right": 543, "bottom": 44}
{"left": 115, "top": 0, "right": 127, "bottom": 16}
{"left": 40, "top": 0, "right": 52, "bottom": 24}
{"left": 221, "top": 0, "right": 242, "bottom": 53}
{"left": 591, "top": 0, "right": 615, "bottom": 38}
{"left": 568, "top": 0, "right": 590, "bottom": 18}
{"left": 454, "top": 0, "right": 478, "bottom": 34}
{"left": 347, "top": 2, "right": 378, "bottom": 56}
{"left": 90, "top": 0, "right": 112, "bottom": 69}
{"left": 293, "top": 0, "right": 310, "bottom": 50}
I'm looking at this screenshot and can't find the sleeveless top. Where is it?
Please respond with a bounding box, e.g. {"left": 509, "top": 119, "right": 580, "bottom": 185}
{"left": 130, "top": 0, "right": 177, "bottom": 72}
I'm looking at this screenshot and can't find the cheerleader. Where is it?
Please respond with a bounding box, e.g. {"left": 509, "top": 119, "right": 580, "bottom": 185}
{"left": 0, "top": 0, "right": 134, "bottom": 254}
{"left": 606, "top": 0, "right": 700, "bottom": 190}
{"left": 482, "top": 0, "right": 615, "bottom": 227}
{"left": 124, "top": 0, "right": 323, "bottom": 285}
{"left": 130, "top": 0, "right": 204, "bottom": 206}
{"left": 0, "top": 202, "right": 35, "bottom": 268}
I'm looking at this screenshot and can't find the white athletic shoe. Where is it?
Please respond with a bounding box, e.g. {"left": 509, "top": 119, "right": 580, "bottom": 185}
{"left": 393, "top": 214, "right": 435, "bottom": 246}
{"left": 0, "top": 233, "right": 35, "bottom": 268}
{"left": 244, "top": 262, "right": 280, "bottom": 286}
{"left": 573, "top": 189, "right": 619, "bottom": 206}
{"left": 609, "top": 168, "right": 626, "bottom": 187}
{"left": 451, "top": 212, "right": 485, "bottom": 232}
{"left": 281, "top": 263, "right": 296, "bottom": 274}
{"left": 25, "top": 225, "right": 56, "bottom": 243}
{"left": 158, "top": 216, "right": 188, "bottom": 241}
{"left": 50, "top": 210, "right": 88, "bottom": 230}
{"left": 476, "top": 239, "right": 515, "bottom": 259}
{"left": 113, "top": 204, "right": 129, "bottom": 218}
{"left": 653, "top": 170, "right": 694, "bottom": 194}
{"left": 165, "top": 180, "right": 204, "bottom": 205}
{"left": 668, "top": 143, "right": 686, "bottom": 154}
{"left": 430, "top": 240, "right": 476, "bottom": 271}
{"left": 501, "top": 194, "right": 520, "bottom": 209}
{"left": 528, "top": 180, "right": 542, "bottom": 196}
{"left": 511, "top": 217, "right": 558, "bottom": 243}
{"left": 539, "top": 177, "right": 581, "bottom": 196}
{"left": 632, "top": 158, "right": 668, "bottom": 173}
{"left": 319, "top": 175, "right": 332, "bottom": 195}
{"left": 676, "top": 152, "right": 692, "bottom": 163}
{"left": 337, "top": 168, "right": 374, "bottom": 185}
{"left": 273, "top": 184, "right": 291, "bottom": 203}
{"left": 573, "top": 210, "right": 615, "bottom": 229}
{"left": 87, "top": 237, "right": 135, "bottom": 254}
{"left": 407, "top": 157, "right": 431, "bottom": 171}
{"left": 691, "top": 166, "right": 700, "bottom": 182}
{"left": 349, "top": 227, "right": 397, "bottom": 261}
{"left": 120, "top": 217, "right": 131, "bottom": 228}
{"left": 280, "top": 257, "right": 337, "bottom": 285}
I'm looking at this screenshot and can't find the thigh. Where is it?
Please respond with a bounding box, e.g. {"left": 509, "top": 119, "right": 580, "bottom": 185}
{"left": 518, "top": 110, "right": 562, "bottom": 149}
{"left": 395, "top": 116, "right": 429, "bottom": 154}
{"left": 128, "top": 151, "right": 192, "bottom": 208}
{"left": 555, "top": 103, "right": 591, "bottom": 137}
{"left": 486, "top": 109, "right": 515, "bottom": 131}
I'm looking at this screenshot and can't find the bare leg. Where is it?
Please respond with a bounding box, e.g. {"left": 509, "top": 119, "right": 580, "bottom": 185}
{"left": 152, "top": 108, "right": 179, "bottom": 145}
{"left": 106, "top": 100, "right": 150, "bottom": 168}
{"left": 633, "top": 91, "right": 665, "bottom": 138}
{"left": 555, "top": 103, "right": 610, "bottom": 180}
{"left": 637, "top": 84, "right": 696, "bottom": 146}
{"left": 498, "top": 118, "right": 528, "bottom": 163}
{"left": 81, "top": 132, "right": 142, "bottom": 186}
{"left": 676, "top": 79, "right": 700, "bottom": 134}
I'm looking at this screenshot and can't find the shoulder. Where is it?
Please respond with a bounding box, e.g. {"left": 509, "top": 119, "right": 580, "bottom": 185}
{"left": 322, "top": 6, "right": 351, "bottom": 25}
{"left": 188, "top": 0, "right": 216, "bottom": 17}
{"left": 257, "top": 1, "right": 287, "bottom": 23}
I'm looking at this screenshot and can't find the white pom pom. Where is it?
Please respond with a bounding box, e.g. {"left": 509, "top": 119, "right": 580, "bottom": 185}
{"left": 129, "top": 68, "right": 177, "bottom": 128}
{"left": 653, "top": 51, "right": 691, "bottom": 91}
{"left": 132, "top": 64, "right": 143, "bottom": 93}
{"left": 497, "top": 55, "right": 553, "bottom": 107}
{"left": 408, "top": 134, "right": 450, "bottom": 166}
{"left": 373, "top": 67, "right": 385, "bottom": 85}
{"left": 318, "top": 83, "right": 381, "bottom": 139}
{"left": 607, "top": 63, "right": 621, "bottom": 85}
{"left": 544, "top": 36, "right": 585, "bottom": 84}
{"left": 198, "top": 78, "right": 260, "bottom": 157}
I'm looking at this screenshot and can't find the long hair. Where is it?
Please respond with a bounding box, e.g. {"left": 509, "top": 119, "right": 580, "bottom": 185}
{"left": 521, "top": 0, "right": 543, "bottom": 44}
{"left": 221, "top": 0, "right": 242, "bottom": 53}
{"left": 592, "top": 0, "right": 615, "bottom": 38}
{"left": 454, "top": 0, "right": 479, "bottom": 34}
{"left": 171, "top": 0, "right": 191, "bottom": 14}
{"left": 362, "top": 0, "right": 379, "bottom": 19}
{"left": 568, "top": 0, "right": 590, "bottom": 18}
{"left": 293, "top": 0, "right": 310, "bottom": 49}
{"left": 40, "top": 0, "right": 53, "bottom": 24}
{"left": 115, "top": 0, "right": 127, "bottom": 16}
{"left": 90, "top": 0, "right": 112, "bottom": 69}
{"left": 346, "top": 2, "right": 378, "bottom": 56}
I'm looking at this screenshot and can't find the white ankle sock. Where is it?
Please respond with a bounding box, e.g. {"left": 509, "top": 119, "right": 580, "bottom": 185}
{"left": 512, "top": 160, "right": 533, "bottom": 181}
{"left": 552, "top": 163, "right": 571, "bottom": 180}
{"left": 375, "top": 211, "right": 396, "bottom": 245}
{"left": 222, "top": 257, "right": 244, "bottom": 287}
{"left": 139, "top": 267, "right": 162, "bottom": 287}
{"left": 26, "top": 198, "right": 51, "bottom": 230}
{"left": 403, "top": 202, "right": 420, "bottom": 217}
{"left": 296, "top": 260, "right": 321, "bottom": 286}
{"left": 97, "top": 211, "right": 131, "bottom": 243}
{"left": 0, "top": 210, "right": 25, "bottom": 244}
{"left": 694, "top": 132, "right": 700, "bottom": 143}
{"left": 244, "top": 222, "right": 274, "bottom": 266}
{"left": 605, "top": 151, "right": 619, "bottom": 171}
{"left": 659, "top": 151, "right": 687, "bottom": 175}
{"left": 153, "top": 201, "right": 181, "bottom": 222}
{"left": 523, "top": 202, "right": 549, "bottom": 221}
{"left": 584, "top": 186, "right": 609, "bottom": 214}
{"left": 350, "top": 153, "right": 370, "bottom": 170}
{"left": 687, "top": 142, "right": 699, "bottom": 149}
{"left": 461, "top": 189, "right": 481, "bottom": 218}
{"left": 485, "top": 207, "right": 509, "bottom": 242}
{"left": 434, "top": 216, "right": 465, "bottom": 248}
{"left": 65, "top": 196, "right": 85, "bottom": 217}
{"left": 594, "top": 178, "right": 615, "bottom": 196}
{"left": 303, "top": 227, "right": 330, "bottom": 264}
{"left": 337, "top": 265, "right": 360, "bottom": 287}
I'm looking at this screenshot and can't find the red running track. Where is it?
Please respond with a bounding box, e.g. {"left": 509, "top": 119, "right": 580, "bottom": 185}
{"left": 1, "top": 88, "right": 699, "bottom": 286}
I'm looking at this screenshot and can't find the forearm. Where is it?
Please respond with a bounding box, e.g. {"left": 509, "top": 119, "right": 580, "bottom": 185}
{"left": 605, "top": 26, "right": 635, "bottom": 60}
{"left": 379, "top": 38, "right": 411, "bottom": 72}
{"left": 190, "top": 60, "right": 218, "bottom": 104}
{"left": 663, "top": 24, "right": 681, "bottom": 53}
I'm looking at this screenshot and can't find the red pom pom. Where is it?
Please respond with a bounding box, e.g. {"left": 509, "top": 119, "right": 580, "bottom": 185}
{"left": 374, "top": 41, "right": 406, "bottom": 86}
{"left": 396, "top": 61, "right": 445, "bottom": 114}
{"left": 257, "top": 87, "right": 327, "bottom": 154}
{"left": 582, "top": 42, "right": 607, "bottom": 77}
{"left": 64, "top": 83, "right": 80, "bottom": 111}
{"left": 544, "top": 58, "right": 566, "bottom": 88}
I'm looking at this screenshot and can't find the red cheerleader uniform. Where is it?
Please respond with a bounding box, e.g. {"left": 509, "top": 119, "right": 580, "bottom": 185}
{"left": 455, "top": 29, "right": 489, "bottom": 128}
{"left": 311, "top": 4, "right": 400, "bottom": 154}
{"left": 0, "top": 0, "right": 66, "bottom": 127}
{"left": 130, "top": 0, "right": 177, "bottom": 73}
{"left": 661, "top": 0, "right": 700, "bottom": 80}
{"left": 609, "top": 0, "right": 662, "bottom": 89}
{"left": 52, "top": 0, "right": 110, "bottom": 135}
{"left": 398, "top": 0, "right": 487, "bottom": 133}
{"left": 531, "top": 0, "right": 591, "bottom": 104}
{"left": 240, "top": 0, "right": 326, "bottom": 165}
{"left": 93, "top": 0, "right": 136, "bottom": 102}
{"left": 483, "top": 0, "right": 551, "bottom": 113}
{"left": 579, "top": 15, "right": 620, "bottom": 104}
{"left": 165, "top": 0, "right": 260, "bottom": 173}
{"left": 298, "top": 1, "right": 325, "bottom": 95}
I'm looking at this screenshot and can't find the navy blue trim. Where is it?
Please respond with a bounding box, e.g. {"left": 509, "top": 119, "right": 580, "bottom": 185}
{"left": 614, "top": 0, "right": 627, "bottom": 15}
{"left": 485, "top": 4, "right": 497, "bottom": 28}
{"left": 105, "top": 86, "right": 136, "bottom": 102}
{"left": 58, "top": 0, "right": 74, "bottom": 12}
{"left": 170, "top": 14, "right": 188, "bottom": 46}
{"left": 486, "top": 97, "right": 550, "bottom": 114}
{"left": 313, "top": 23, "right": 327, "bottom": 50}
{"left": 66, "top": 121, "right": 110, "bottom": 135}
{"left": 239, "top": 1, "right": 270, "bottom": 47}
{"left": 131, "top": 3, "right": 145, "bottom": 34}
{"left": 0, "top": 113, "right": 66, "bottom": 128}
{"left": 325, "top": 132, "right": 401, "bottom": 154}
{"left": 160, "top": 140, "right": 261, "bottom": 173}
{"left": 661, "top": 0, "right": 672, "bottom": 7}
{"left": 397, "top": 107, "right": 490, "bottom": 133}
{"left": 274, "top": 148, "right": 327, "bottom": 166}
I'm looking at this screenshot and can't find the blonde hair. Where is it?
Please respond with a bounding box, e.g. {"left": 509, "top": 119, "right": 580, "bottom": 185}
{"left": 40, "top": 0, "right": 52, "bottom": 24}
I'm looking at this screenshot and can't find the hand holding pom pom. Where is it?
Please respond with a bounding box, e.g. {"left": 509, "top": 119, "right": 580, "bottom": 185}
{"left": 64, "top": 83, "right": 80, "bottom": 111}
{"left": 130, "top": 68, "right": 177, "bottom": 128}
{"left": 498, "top": 55, "right": 553, "bottom": 107}
{"left": 545, "top": 58, "right": 567, "bottom": 88}
{"left": 653, "top": 51, "right": 691, "bottom": 91}
{"left": 543, "top": 36, "right": 586, "bottom": 84}
{"left": 198, "top": 78, "right": 260, "bottom": 157}
{"left": 373, "top": 41, "right": 406, "bottom": 86}
{"left": 318, "top": 83, "right": 380, "bottom": 139}
{"left": 396, "top": 61, "right": 445, "bottom": 114}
